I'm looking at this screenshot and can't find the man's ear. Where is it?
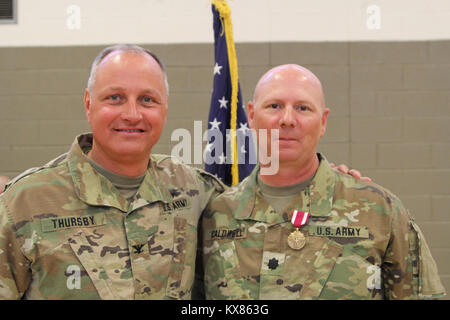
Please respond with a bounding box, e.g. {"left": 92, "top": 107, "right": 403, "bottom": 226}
{"left": 83, "top": 89, "right": 91, "bottom": 121}
{"left": 320, "top": 108, "right": 330, "bottom": 138}
{"left": 248, "top": 101, "right": 255, "bottom": 129}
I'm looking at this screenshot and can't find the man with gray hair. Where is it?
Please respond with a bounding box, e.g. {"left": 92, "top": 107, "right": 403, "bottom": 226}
{"left": 0, "top": 44, "right": 225, "bottom": 299}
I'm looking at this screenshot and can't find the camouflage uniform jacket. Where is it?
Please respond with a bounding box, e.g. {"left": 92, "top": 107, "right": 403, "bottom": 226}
{"left": 201, "top": 154, "right": 446, "bottom": 300}
{"left": 0, "top": 134, "right": 224, "bottom": 300}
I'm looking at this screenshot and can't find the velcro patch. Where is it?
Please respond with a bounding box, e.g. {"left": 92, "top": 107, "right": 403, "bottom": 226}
{"left": 162, "top": 198, "right": 190, "bottom": 214}
{"left": 206, "top": 226, "right": 247, "bottom": 240}
{"left": 41, "top": 213, "right": 106, "bottom": 232}
{"left": 309, "top": 226, "right": 369, "bottom": 238}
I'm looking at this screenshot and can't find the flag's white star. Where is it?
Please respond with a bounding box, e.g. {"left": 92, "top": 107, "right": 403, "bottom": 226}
{"left": 218, "top": 152, "right": 226, "bottom": 164}
{"left": 238, "top": 122, "right": 249, "bottom": 134}
{"left": 204, "top": 142, "right": 214, "bottom": 153}
{"left": 209, "top": 118, "right": 221, "bottom": 131}
{"left": 213, "top": 62, "right": 223, "bottom": 75}
{"left": 218, "top": 96, "right": 228, "bottom": 109}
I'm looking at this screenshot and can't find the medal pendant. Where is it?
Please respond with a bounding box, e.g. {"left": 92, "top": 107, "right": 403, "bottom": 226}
{"left": 287, "top": 228, "right": 306, "bottom": 250}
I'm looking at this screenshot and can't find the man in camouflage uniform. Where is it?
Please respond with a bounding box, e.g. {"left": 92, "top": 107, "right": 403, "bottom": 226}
{"left": 0, "top": 45, "right": 224, "bottom": 299}
{"left": 201, "top": 64, "right": 446, "bottom": 299}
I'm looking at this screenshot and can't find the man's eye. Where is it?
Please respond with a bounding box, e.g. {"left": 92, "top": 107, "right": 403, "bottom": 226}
{"left": 108, "top": 95, "right": 121, "bottom": 102}
{"left": 142, "top": 96, "right": 153, "bottom": 103}
{"left": 270, "top": 103, "right": 280, "bottom": 109}
{"left": 298, "top": 105, "right": 309, "bottom": 111}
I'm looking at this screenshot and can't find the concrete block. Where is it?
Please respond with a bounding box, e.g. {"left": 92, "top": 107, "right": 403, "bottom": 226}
{"left": 376, "top": 91, "right": 449, "bottom": 116}
{"left": 239, "top": 66, "right": 272, "bottom": 104}
{"left": 432, "top": 196, "right": 450, "bottom": 222}
{"left": 404, "top": 117, "right": 450, "bottom": 142}
{"left": 351, "top": 117, "right": 403, "bottom": 142}
{"left": 270, "top": 42, "right": 348, "bottom": 65}
{"left": 350, "top": 65, "right": 403, "bottom": 91}
{"left": 362, "top": 169, "right": 404, "bottom": 196}
{"left": 236, "top": 43, "right": 270, "bottom": 66}
{"left": 38, "top": 120, "right": 90, "bottom": 145}
{"left": 429, "top": 40, "right": 450, "bottom": 63}
{"left": 38, "top": 69, "right": 89, "bottom": 95}
{"left": 0, "top": 121, "right": 39, "bottom": 146}
{"left": 168, "top": 92, "right": 211, "bottom": 121}
{"left": 350, "top": 42, "right": 427, "bottom": 64}
{"left": 321, "top": 117, "right": 349, "bottom": 143}
{"left": 305, "top": 65, "right": 349, "bottom": 92}
{"left": 163, "top": 44, "right": 212, "bottom": 67}
{"left": 166, "top": 67, "right": 213, "bottom": 93}
{"left": 432, "top": 143, "right": 450, "bottom": 168}
{"left": 377, "top": 143, "right": 432, "bottom": 169}
{"left": 325, "top": 91, "right": 349, "bottom": 117}
{"left": 400, "top": 195, "right": 432, "bottom": 222}
{"left": 401, "top": 170, "right": 450, "bottom": 195}
{"left": 419, "top": 222, "right": 450, "bottom": 249}
{"left": 0, "top": 145, "right": 67, "bottom": 172}
{"left": 404, "top": 65, "right": 450, "bottom": 90}
{"left": 351, "top": 143, "right": 377, "bottom": 169}
{"left": 317, "top": 142, "right": 350, "bottom": 166}
{"left": 1, "top": 95, "right": 85, "bottom": 120}
{"left": 350, "top": 92, "right": 376, "bottom": 116}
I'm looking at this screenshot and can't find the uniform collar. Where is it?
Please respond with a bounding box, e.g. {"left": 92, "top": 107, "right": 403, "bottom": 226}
{"left": 66, "top": 133, "right": 172, "bottom": 213}
{"left": 232, "top": 153, "right": 336, "bottom": 222}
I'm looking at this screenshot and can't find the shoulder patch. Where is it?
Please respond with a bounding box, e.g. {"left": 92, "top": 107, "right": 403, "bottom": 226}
{"left": 194, "top": 168, "right": 227, "bottom": 193}
{"left": 5, "top": 153, "right": 68, "bottom": 191}
{"left": 152, "top": 153, "right": 184, "bottom": 167}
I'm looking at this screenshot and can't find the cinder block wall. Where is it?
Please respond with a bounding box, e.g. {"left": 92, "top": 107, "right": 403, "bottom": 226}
{"left": 0, "top": 41, "right": 449, "bottom": 298}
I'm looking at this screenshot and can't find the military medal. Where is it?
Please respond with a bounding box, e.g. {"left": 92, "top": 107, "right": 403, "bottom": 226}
{"left": 288, "top": 210, "right": 310, "bottom": 250}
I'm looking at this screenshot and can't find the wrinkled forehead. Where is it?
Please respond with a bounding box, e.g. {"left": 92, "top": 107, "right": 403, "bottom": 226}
{"left": 253, "top": 65, "right": 325, "bottom": 107}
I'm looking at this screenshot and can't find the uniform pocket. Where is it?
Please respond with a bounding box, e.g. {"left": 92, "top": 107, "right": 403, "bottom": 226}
{"left": 203, "top": 240, "right": 247, "bottom": 299}
{"left": 262, "top": 236, "right": 342, "bottom": 300}
{"left": 28, "top": 231, "right": 101, "bottom": 300}
{"left": 319, "top": 242, "right": 382, "bottom": 299}
{"left": 165, "top": 217, "right": 198, "bottom": 299}
{"left": 68, "top": 230, "right": 119, "bottom": 300}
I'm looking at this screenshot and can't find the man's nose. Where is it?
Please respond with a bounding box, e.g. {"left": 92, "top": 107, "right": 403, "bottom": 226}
{"left": 279, "top": 105, "right": 296, "bottom": 128}
{"left": 121, "top": 100, "right": 142, "bottom": 122}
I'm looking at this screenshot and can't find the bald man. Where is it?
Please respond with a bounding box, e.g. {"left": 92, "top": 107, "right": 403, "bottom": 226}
{"left": 200, "top": 64, "right": 445, "bottom": 300}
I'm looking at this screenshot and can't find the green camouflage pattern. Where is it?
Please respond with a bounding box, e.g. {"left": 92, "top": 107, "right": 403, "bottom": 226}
{"left": 0, "top": 133, "right": 225, "bottom": 300}
{"left": 201, "top": 154, "right": 446, "bottom": 300}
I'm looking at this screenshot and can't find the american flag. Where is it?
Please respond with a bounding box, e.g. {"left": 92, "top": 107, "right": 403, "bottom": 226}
{"left": 204, "top": 0, "right": 256, "bottom": 186}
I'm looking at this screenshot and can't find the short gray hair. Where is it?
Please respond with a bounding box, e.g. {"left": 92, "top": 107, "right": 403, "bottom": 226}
{"left": 87, "top": 44, "right": 169, "bottom": 96}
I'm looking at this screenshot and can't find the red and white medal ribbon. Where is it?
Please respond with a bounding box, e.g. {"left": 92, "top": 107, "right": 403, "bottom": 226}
{"left": 291, "top": 210, "right": 310, "bottom": 228}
